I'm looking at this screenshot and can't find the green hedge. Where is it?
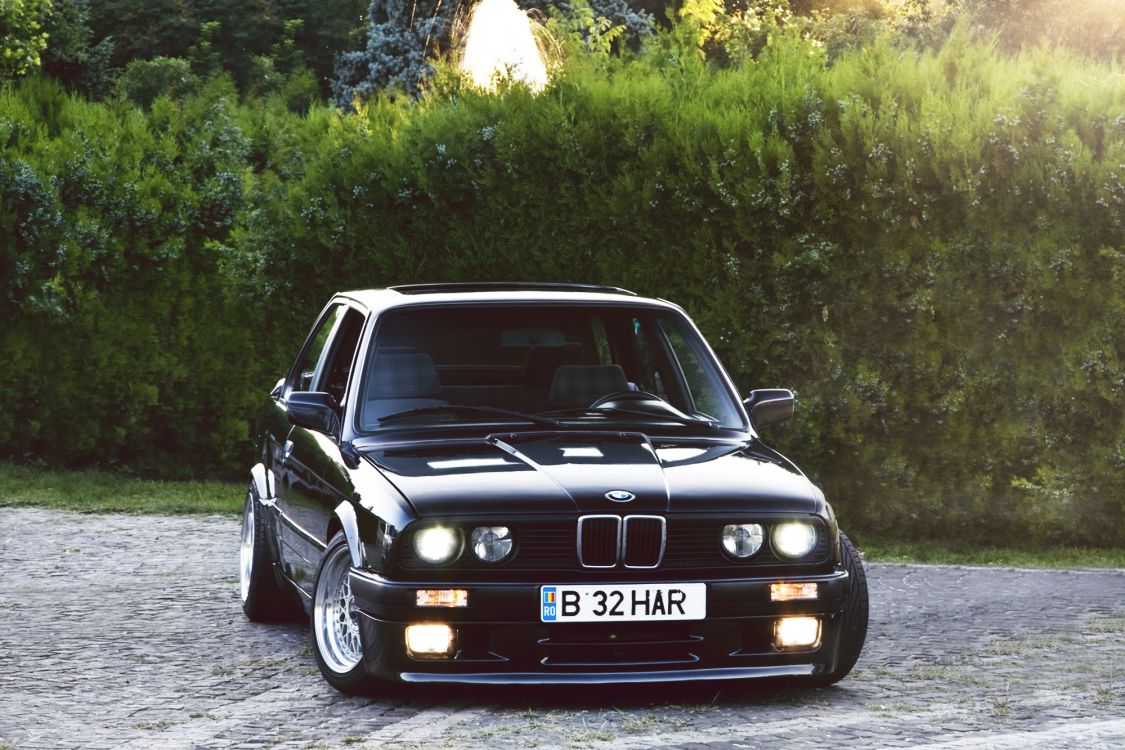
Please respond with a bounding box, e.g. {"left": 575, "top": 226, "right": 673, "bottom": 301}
{"left": 3, "top": 32, "right": 1123, "bottom": 545}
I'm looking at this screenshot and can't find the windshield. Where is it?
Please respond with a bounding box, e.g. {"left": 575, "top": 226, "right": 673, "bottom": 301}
{"left": 357, "top": 304, "right": 745, "bottom": 432}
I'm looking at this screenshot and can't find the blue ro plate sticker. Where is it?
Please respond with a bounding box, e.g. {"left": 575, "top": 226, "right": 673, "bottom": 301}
{"left": 541, "top": 587, "right": 558, "bottom": 621}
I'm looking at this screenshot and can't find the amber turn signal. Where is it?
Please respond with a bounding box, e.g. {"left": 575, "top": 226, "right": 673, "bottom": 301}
{"left": 770, "top": 582, "right": 818, "bottom": 602}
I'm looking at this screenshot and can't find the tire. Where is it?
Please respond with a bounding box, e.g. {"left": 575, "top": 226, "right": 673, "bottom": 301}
{"left": 239, "top": 482, "right": 300, "bottom": 622}
{"left": 311, "top": 532, "right": 374, "bottom": 695}
{"left": 809, "top": 532, "right": 869, "bottom": 687}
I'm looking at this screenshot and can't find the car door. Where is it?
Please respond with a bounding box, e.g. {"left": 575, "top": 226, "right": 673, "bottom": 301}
{"left": 274, "top": 302, "right": 366, "bottom": 599}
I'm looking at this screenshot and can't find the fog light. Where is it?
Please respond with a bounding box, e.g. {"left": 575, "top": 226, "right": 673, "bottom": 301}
{"left": 416, "top": 589, "right": 468, "bottom": 607}
{"left": 774, "top": 616, "right": 821, "bottom": 650}
{"left": 770, "top": 582, "right": 818, "bottom": 602}
{"left": 405, "top": 624, "right": 456, "bottom": 658}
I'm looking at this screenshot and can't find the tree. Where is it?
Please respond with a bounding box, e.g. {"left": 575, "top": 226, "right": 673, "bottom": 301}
{"left": 332, "top": 0, "right": 454, "bottom": 105}
{"left": 40, "top": 0, "right": 115, "bottom": 96}
{"left": 87, "top": 0, "right": 195, "bottom": 68}
{"left": 114, "top": 55, "right": 198, "bottom": 107}
{"left": 331, "top": 0, "right": 656, "bottom": 106}
{"left": 1, "top": 0, "right": 53, "bottom": 78}
{"left": 274, "top": 0, "right": 367, "bottom": 91}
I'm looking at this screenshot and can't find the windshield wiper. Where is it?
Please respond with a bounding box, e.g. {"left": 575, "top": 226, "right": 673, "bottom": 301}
{"left": 378, "top": 404, "right": 563, "bottom": 428}
{"left": 544, "top": 406, "right": 715, "bottom": 428}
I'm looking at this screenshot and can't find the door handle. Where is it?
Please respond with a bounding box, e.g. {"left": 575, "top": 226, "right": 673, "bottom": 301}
{"left": 282, "top": 440, "right": 294, "bottom": 463}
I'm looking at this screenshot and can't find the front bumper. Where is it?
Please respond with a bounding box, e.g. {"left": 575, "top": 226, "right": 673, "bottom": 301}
{"left": 349, "top": 569, "right": 850, "bottom": 684}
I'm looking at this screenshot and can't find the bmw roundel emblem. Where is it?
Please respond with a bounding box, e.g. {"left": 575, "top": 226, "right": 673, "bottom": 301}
{"left": 605, "top": 490, "right": 635, "bottom": 502}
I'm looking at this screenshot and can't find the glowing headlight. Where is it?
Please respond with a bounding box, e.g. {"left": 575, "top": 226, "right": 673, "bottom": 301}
{"left": 413, "top": 526, "right": 460, "bottom": 565}
{"left": 470, "top": 526, "right": 513, "bottom": 563}
{"left": 721, "top": 523, "right": 764, "bottom": 558}
{"left": 772, "top": 521, "right": 817, "bottom": 559}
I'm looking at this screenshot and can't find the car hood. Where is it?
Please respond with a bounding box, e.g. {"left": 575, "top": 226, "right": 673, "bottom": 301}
{"left": 360, "top": 432, "right": 823, "bottom": 519}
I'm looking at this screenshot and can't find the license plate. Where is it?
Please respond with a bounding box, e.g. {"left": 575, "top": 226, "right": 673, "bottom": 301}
{"left": 539, "top": 583, "right": 706, "bottom": 623}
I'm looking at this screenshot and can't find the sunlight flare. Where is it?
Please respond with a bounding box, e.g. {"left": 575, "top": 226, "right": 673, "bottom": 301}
{"left": 460, "top": 0, "right": 549, "bottom": 92}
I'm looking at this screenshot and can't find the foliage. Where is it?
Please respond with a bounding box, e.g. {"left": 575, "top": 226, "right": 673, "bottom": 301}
{"left": 114, "top": 56, "right": 200, "bottom": 107}
{"left": 38, "top": 0, "right": 115, "bottom": 97}
{"left": 331, "top": 0, "right": 451, "bottom": 105}
{"left": 543, "top": 0, "right": 630, "bottom": 60}
{"left": 526, "top": 0, "right": 655, "bottom": 47}
{"left": 1, "top": 75, "right": 253, "bottom": 475}
{"left": 83, "top": 0, "right": 365, "bottom": 99}
{"left": 2, "top": 27, "right": 1124, "bottom": 547}
{"left": 332, "top": 0, "right": 655, "bottom": 105}
{"left": 962, "top": 0, "right": 1124, "bottom": 60}
{"left": 0, "top": 0, "right": 52, "bottom": 78}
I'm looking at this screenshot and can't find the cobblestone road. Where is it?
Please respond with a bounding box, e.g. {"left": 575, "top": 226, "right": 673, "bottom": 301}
{"left": 0, "top": 508, "right": 1123, "bottom": 750}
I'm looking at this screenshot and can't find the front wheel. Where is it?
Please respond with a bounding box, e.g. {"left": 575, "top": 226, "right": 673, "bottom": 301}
{"left": 312, "top": 533, "right": 374, "bottom": 694}
{"left": 809, "top": 532, "right": 869, "bottom": 687}
{"left": 240, "top": 483, "right": 299, "bottom": 622}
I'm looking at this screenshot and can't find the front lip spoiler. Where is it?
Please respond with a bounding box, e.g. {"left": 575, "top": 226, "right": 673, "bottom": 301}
{"left": 397, "top": 664, "right": 814, "bottom": 685}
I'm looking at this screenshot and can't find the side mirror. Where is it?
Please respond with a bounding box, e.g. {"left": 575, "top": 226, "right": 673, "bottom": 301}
{"left": 287, "top": 392, "right": 340, "bottom": 434}
{"left": 743, "top": 388, "right": 795, "bottom": 429}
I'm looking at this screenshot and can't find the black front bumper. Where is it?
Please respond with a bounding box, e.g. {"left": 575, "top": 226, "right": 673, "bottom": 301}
{"left": 349, "top": 570, "right": 850, "bottom": 684}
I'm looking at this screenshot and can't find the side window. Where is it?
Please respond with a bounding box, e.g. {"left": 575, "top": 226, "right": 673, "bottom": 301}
{"left": 320, "top": 309, "right": 365, "bottom": 404}
{"left": 658, "top": 319, "right": 739, "bottom": 424}
{"left": 290, "top": 304, "right": 345, "bottom": 393}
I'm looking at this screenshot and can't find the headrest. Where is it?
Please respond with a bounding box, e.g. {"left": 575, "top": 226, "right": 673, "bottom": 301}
{"left": 523, "top": 343, "right": 586, "bottom": 388}
{"left": 366, "top": 351, "right": 442, "bottom": 400}
{"left": 547, "top": 364, "right": 629, "bottom": 409}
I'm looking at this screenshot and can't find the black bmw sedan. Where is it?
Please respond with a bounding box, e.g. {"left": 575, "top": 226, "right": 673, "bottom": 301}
{"left": 239, "top": 283, "right": 867, "bottom": 693}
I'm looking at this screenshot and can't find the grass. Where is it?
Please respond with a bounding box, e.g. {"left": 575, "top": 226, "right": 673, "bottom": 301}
{"left": 0, "top": 462, "right": 242, "bottom": 516}
{"left": 859, "top": 538, "right": 1125, "bottom": 569}
{"left": 987, "top": 694, "right": 1012, "bottom": 718}
{"left": 0, "top": 462, "right": 1122, "bottom": 569}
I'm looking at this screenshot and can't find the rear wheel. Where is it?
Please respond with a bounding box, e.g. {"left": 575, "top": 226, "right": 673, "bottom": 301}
{"left": 312, "top": 533, "right": 374, "bottom": 694}
{"left": 809, "top": 532, "right": 869, "bottom": 687}
{"left": 240, "top": 482, "right": 299, "bottom": 622}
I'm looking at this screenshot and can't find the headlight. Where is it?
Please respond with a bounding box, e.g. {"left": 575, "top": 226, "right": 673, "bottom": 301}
{"left": 413, "top": 526, "right": 460, "bottom": 565}
{"left": 771, "top": 521, "right": 817, "bottom": 559}
{"left": 470, "top": 526, "right": 513, "bottom": 563}
{"left": 721, "top": 523, "right": 764, "bottom": 558}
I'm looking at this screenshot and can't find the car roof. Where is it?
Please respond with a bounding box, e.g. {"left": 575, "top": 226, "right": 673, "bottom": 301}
{"left": 336, "top": 284, "right": 684, "bottom": 316}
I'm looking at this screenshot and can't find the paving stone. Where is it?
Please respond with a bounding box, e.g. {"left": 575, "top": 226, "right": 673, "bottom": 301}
{"left": 0, "top": 508, "right": 1123, "bottom": 749}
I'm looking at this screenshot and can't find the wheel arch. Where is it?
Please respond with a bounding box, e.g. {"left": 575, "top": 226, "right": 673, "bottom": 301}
{"left": 249, "top": 463, "right": 273, "bottom": 503}
{"left": 332, "top": 501, "right": 365, "bottom": 568}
